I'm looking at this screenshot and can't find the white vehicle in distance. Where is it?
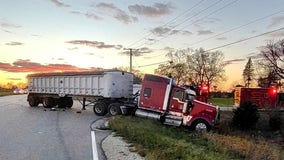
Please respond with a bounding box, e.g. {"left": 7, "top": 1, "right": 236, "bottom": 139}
{"left": 13, "top": 88, "right": 27, "bottom": 94}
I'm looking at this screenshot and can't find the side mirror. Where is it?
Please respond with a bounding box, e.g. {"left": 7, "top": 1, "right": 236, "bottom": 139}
{"left": 183, "top": 100, "right": 194, "bottom": 114}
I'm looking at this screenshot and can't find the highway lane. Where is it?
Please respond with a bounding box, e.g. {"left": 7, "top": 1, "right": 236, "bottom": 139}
{"left": 0, "top": 95, "right": 110, "bottom": 160}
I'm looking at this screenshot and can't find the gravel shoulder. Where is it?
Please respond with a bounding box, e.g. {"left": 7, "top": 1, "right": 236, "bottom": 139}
{"left": 102, "top": 133, "right": 144, "bottom": 160}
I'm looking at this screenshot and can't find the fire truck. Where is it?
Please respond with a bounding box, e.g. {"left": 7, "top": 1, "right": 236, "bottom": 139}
{"left": 195, "top": 84, "right": 210, "bottom": 103}
{"left": 234, "top": 87, "right": 283, "bottom": 109}
{"left": 27, "top": 70, "right": 219, "bottom": 131}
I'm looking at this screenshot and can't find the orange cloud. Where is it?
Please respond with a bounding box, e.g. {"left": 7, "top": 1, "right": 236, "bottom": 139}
{"left": 0, "top": 59, "right": 96, "bottom": 73}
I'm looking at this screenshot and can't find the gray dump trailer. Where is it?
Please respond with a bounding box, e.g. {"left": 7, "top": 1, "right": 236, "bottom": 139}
{"left": 27, "top": 70, "right": 136, "bottom": 115}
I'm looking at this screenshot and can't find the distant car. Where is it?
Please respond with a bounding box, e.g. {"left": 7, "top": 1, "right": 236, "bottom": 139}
{"left": 13, "top": 88, "right": 26, "bottom": 94}
{"left": 13, "top": 89, "right": 19, "bottom": 94}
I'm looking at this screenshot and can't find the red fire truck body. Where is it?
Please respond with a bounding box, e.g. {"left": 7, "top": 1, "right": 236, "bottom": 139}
{"left": 234, "top": 87, "right": 278, "bottom": 109}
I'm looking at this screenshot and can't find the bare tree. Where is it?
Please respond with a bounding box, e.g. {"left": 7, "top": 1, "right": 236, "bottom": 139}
{"left": 114, "top": 66, "right": 144, "bottom": 84}
{"left": 154, "top": 62, "right": 187, "bottom": 85}
{"left": 155, "top": 48, "right": 226, "bottom": 87}
{"left": 261, "top": 39, "right": 284, "bottom": 79}
{"left": 166, "top": 48, "right": 193, "bottom": 63}
{"left": 186, "top": 48, "right": 226, "bottom": 87}
{"left": 255, "top": 61, "right": 281, "bottom": 88}
{"left": 155, "top": 48, "right": 192, "bottom": 85}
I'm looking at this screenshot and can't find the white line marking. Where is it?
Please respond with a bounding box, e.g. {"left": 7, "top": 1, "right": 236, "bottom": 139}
{"left": 91, "top": 131, "right": 99, "bottom": 160}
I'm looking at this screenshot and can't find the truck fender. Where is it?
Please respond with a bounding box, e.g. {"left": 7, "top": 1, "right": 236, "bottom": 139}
{"left": 187, "top": 116, "right": 213, "bottom": 127}
{"left": 191, "top": 119, "right": 211, "bottom": 132}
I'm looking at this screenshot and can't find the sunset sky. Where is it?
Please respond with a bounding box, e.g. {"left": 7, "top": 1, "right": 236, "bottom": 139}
{"left": 1, "top": 0, "right": 284, "bottom": 90}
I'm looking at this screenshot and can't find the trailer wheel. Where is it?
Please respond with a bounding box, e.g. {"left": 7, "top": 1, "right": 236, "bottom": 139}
{"left": 43, "top": 97, "right": 56, "bottom": 108}
{"left": 58, "top": 98, "right": 65, "bottom": 108}
{"left": 66, "top": 97, "right": 73, "bottom": 108}
{"left": 93, "top": 102, "right": 107, "bottom": 116}
{"left": 58, "top": 97, "right": 73, "bottom": 108}
{"left": 108, "top": 103, "right": 122, "bottom": 116}
{"left": 192, "top": 120, "right": 211, "bottom": 132}
{"left": 28, "top": 96, "right": 39, "bottom": 107}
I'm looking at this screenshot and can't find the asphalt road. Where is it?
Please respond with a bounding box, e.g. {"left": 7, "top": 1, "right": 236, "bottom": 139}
{"left": 0, "top": 95, "right": 111, "bottom": 160}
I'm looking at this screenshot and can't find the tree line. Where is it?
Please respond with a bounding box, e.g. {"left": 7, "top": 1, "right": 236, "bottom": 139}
{"left": 243, "top": 39, "right": 284, "bottom": 88}
{"left": 154, "top": 39, "right": 284, "bottom": 90}
{"left": 116, "top": 39, "right": 284, "bottom": 90}
{"left": 154, "top": 48, "right": 225, "bottom": 90}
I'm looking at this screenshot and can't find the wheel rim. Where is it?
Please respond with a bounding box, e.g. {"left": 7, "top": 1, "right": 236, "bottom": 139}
{"left": 109, "top": 106, "right": 118, "bottom": 115}
{"left": 195, "top": 122, "right": 207, "bottom": 131}
{"left": 43, "top": 99, "right": 48, "bottom": 107}
{"left": 95, "top": 104, "right": 103, "bottom": 113}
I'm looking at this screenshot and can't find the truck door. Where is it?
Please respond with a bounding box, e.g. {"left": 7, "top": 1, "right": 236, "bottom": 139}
{"left": 168, "top": 87, "right": 185, "bottom": 115}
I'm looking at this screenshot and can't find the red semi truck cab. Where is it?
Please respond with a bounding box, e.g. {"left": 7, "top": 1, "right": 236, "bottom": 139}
{"left": 136, "top": 74, "right": 219, "bottom": 131}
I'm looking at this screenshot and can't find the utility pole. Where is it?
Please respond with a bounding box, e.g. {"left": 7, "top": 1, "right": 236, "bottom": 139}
{"left": 130, "top": 48, "right": 132, "bottom": 73}
{"left": 124, "top": 48, "right": 135, "bottom": 73}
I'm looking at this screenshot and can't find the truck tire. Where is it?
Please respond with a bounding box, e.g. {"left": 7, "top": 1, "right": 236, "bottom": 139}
{"left": 93, "top": 102, "right": 107, "bottom": 116}
{"left": 192, "top": 119, "right": 211, "bottom": 132}
{"left": 66, "top": 97, "right": 73, "bottom": 108}
{"left": 58, "top": 98, "right": 66, "bottom": 108}
{"left": 58, "top": 97, "right": 73, "bottom": 108}
{"left": 108, "top": 103, "right": 122, "bottom": 116}
{"left": 43, "top": 97, "right": 56, "bottom": 108}
{"left": 28, "top": 96, "right": 39, "bottom": 107}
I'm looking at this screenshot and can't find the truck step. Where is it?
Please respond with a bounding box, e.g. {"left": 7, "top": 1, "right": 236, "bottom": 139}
{"left": 163, "top": 115, "right": 182, "bottom": 126}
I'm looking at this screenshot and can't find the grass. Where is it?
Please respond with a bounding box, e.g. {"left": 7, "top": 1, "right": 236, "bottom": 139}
{"left": 109, "top": 116, "right": 240, "bottom": 160}
{"left": 204, "top": 133, "right": 282, "bottom": 160}
{"left": 209, "top": 97, "right": 234, "bottom": 107}
{"left": 109, "top": 115, "right": 283, "bottom": 160}
{"left": 0, "top": 88, "right": 13, "bottom": 97}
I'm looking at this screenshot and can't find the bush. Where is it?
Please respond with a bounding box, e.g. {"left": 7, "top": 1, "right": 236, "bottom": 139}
{"left": 269, "top": 110, "right": 282, "bottom": 131}
{"left": 232, "top": 101, "right": 259, "bottom": 130}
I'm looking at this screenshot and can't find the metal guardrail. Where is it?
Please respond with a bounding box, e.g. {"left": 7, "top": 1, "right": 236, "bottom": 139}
{"left": 219, "top": 107, "right": 284, "bottom": 112}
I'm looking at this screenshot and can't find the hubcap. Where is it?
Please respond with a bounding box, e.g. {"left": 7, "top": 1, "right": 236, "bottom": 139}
{"left": 109, "top": 106, "right": 118, "bottom": 115}
{"left": 195, "top": 123, "right": 207, "bottom": 131}
{"left": 95, "top": 105, "right": 102, "bottom": 113}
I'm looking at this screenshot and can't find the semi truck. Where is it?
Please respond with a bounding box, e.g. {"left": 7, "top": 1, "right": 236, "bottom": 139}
{"left": 27, "top": 70, "right": 219, "bottom": 131}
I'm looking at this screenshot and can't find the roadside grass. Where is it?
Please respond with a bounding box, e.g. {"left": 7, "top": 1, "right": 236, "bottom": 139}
{"left": 0, "top": 88, "right": 13, "bottom": 97}
{"left": 205, "top": 133, "right": 282, "bottom": 160}
{"left": 109, "top": 116, "right": 240, "bottom": 160}
{"left": 215, "top": 110, "right": 284, "bottom": 159}
{"left": 109, "top": 115, "right": 283, "bottom": 160}
{"left": 209, "top": 97, "right": 234, "bottom": 107}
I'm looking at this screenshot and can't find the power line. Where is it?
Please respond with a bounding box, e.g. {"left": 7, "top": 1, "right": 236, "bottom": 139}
{"left": 204, "top": 27, "right": 284, "bottom": 52}
{"left": 134, "top": 60, "right": 170, "bottom": 68}
{"left": 134, "top": 0, "right": 226, "bottom": 48}
{"left": 135, "top": 27, "right": 284, "bottom": 69}
{"left": 133, "top": 1, "right": 282, "bottom": 68}
{"left": 129, "top": 0, "right": 234, "bottom": 70}
{"left": 126, "top": 0, "right": 206, "bottom": 48}
{"left": 135, "top": 0, "right": 239, "bottom": 49}
{"left": 135, "top": 0, "right": 240, "bottom": 67}
{"left": 133, "top": 0, "right": 226, "bottom": 49}
{"left": 189, "top": 9, "right": 284, "bottom": 46}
